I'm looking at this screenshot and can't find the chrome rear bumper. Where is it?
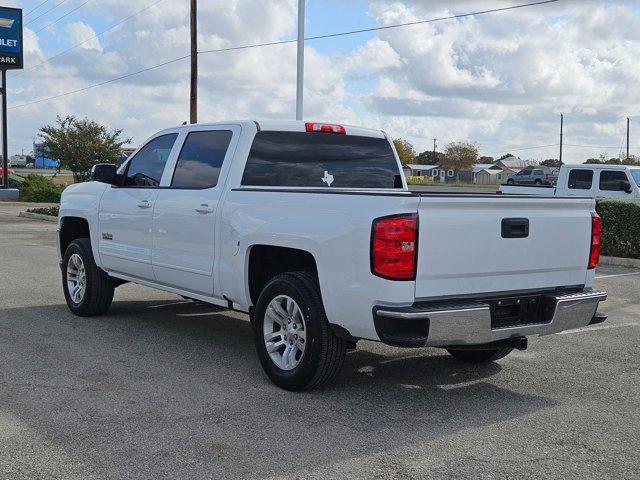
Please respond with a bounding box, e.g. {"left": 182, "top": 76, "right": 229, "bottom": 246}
{"left": 373, "top": 289, "right": 607, "bottom": 348}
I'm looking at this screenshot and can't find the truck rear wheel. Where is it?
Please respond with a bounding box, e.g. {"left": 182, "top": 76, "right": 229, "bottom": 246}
{"left": 446, "top": 347, "right": 513, "bottom": 363}
{"left": 253, "top": 272, "right": 346, "bottom": 391}
{"left": 62, "top": 238, "right": 114, "bottom": 316}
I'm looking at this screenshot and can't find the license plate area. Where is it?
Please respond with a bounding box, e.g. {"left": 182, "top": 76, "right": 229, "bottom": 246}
{"left": 489, "top": 294, "right": 552, "bottom": 329}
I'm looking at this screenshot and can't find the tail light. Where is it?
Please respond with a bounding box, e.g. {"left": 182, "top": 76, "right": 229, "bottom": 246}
{"left": 305, "top": 122, "right": 346, "bottom": 134}
{"left": 371, "top": 214, "right": 418, "bottom": 280}
{"left": 588, "top": 213, "right": 602, "bottom": 269}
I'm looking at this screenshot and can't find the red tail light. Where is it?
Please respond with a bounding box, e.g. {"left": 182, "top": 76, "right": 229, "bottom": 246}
{"left": 371, "top": 214, "right": 418, "bottom": 280}
{"left": 588, "top": 213, "right": 602, "bottom": 269}
{"left": 305, "top": 122, "right": 346, "bottom": 134}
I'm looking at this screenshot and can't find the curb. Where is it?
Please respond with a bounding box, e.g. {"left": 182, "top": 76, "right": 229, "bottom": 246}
{"left": 599, "top": 256, "right": 640, "bottom": 269}
{"left": 18, "top": 211, "right": 58, "bottom": 223}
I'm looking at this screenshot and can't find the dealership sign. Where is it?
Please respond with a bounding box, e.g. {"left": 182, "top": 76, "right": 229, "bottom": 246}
{"left": 0, "top": 7, "right": 22, "bottom": 69}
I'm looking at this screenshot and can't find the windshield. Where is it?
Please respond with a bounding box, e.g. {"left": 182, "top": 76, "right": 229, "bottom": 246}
{"left": 630, "top": 169, "right": 640, "bottom": 187}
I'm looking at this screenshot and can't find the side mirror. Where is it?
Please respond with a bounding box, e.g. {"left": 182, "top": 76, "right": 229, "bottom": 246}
{"left": 90, "top": 164, "right": 117, "bottom": 184}
{"left": 622, "top": 180, "right": 632, "bottom": 194}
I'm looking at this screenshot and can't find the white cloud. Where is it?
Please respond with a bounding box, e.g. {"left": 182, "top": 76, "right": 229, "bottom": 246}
{"left": 66, "top": 22, "right": 102, "bottom": 51}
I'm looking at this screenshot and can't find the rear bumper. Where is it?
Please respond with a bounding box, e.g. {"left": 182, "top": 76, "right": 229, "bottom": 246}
{"left": 373, "top": 289, "right": 607, "bottom": 348}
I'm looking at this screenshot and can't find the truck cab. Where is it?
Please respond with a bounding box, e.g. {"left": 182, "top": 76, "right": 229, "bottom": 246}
{"left": 557, "top": 164, "right": 640, "bottom": 199}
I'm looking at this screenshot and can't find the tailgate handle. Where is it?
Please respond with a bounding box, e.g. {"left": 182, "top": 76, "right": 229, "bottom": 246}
{"left": 502, "top": 218, "right": 529, "bottom": 238}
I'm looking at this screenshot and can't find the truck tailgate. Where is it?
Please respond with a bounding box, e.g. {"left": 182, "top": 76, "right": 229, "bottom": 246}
{"left": 415, "top": 195, "right": 594, "bottom": 299}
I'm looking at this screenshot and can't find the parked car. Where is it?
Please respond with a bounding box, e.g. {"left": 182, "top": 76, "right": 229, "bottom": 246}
{"left": 506, "top": 167, "right": 557, "bottom": 185}
{"left": 501, "top": 164, "right": 640, "bottom": 199}
{"left": 8, "top": 155, "right": 28, "bottom": 168}
{"left": 57, "top": 121, "right": 607, "bottom": 390}
{"left": 0, "top": 167, "right": 15, "bottom": 177}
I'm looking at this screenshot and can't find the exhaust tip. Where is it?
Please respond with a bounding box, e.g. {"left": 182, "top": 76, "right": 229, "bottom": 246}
{"left": 510, "top": 336, "right": 528, "bottom": 351}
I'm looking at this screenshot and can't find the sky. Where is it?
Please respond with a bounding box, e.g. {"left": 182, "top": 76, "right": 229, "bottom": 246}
{"left": 3, "top": 0, "right": 640, "bottom": 163}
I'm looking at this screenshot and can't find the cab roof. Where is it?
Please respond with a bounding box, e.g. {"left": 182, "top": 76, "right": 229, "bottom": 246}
{"left": 171, "top": 120, "right": 387, "bottom": 139}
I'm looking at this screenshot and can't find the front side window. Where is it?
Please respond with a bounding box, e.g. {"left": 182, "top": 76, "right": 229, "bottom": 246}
{"left": 171, "top": 130, "right": 233, "bottom": 189}
{"left": 241, "top": 131, "right": 402, "bottom": 188}
{"left": 599, "top": 170, "right": 630, "bottom": 191}
{"left": 125, "top": 134, "right": 178, "bottom": 187}
{"left": 568, "top": 169, "right": 593, "bottom": 190}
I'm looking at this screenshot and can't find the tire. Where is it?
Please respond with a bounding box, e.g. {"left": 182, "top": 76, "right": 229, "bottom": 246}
{"left": 253, "top": 271, "right": 347, "bottom": 391}
{"left": 507, "top": 179, "right": 514, "bottom": 185}
{"left": 446, "top": 347, "right": 513, "bottom": 363}
{"left": 534, "top": 179, "right": 542, "bottom": 185}
{"left": 62, "top": 238, "right": 114, "bottom": 316}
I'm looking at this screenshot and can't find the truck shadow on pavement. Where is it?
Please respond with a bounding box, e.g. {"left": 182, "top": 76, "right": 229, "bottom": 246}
{"left": 1, "top": 298, "right": 558, "bottom": 479}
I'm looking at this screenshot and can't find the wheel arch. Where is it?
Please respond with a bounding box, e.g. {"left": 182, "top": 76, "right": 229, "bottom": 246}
{"left": 246, "top": 244, "right": 319, "bottom": 306}
{"left": 59, "top": 216, "right": 91, "bottom": 256}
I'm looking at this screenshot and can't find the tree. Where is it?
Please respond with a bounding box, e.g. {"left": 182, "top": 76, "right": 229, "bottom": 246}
{"left": 540, "top": 158, "right": 561, "bottom": 168}
{"left": 393, "top": 138, "right": 416, "bottom": 166}
{"left": 415, "top": 150, "right": 445, "bottom": 165}
{"left": 442, "top": 141, "right": 478, "bottom": 181}
{"left": 478, "top": 156, "right": 494, "bottom": 163}
{"left": 39, "top": 115, "right": 130, "bottom": 183}
{"left": 496, "top": 153, "right": 514, "bottom": 161}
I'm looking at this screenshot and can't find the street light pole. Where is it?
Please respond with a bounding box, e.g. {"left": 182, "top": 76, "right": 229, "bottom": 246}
{"left": 295, "top": 0, "right": 305, "bottom": 121}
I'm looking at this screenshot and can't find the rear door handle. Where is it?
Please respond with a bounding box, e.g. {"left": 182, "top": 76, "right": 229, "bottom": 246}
{"left": 137, "top": 200, "right": 152, "bottom": 209}
{"left": 195, "top": 204, "right": 214, "bottom": 214}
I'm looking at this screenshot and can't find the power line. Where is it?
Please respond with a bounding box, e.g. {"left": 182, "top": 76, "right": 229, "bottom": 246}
{"left": 24, "top": 0, "right": 69, "bottom": 26}
{"left": 200, "top": 0, "right": 560, "bottom": 54}
{"left": 9, "top": 55, "right": 191, "bottom": 110}
{"left": 305, "top": 0, "right": 559, "bottom": 42}
{"left": 563, "top": 143, "right": 640, "bottom": 149}
{"left": 24, "top": 0, "right": 52, "bottom": 17}
{"left": 483, "top": 143, "right": 559, "bottom": 155}
{"left": 9, "top": 0, "right": 561, "bottom": 110}
{"left": 18, "top": 0, "right": 166, "bottom": 74}
{"left": 27, "top": 0, "right": 92, "bottom": 36}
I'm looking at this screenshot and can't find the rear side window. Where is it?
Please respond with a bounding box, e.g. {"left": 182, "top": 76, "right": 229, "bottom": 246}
{"left": 171, "top": 130, "right": 233, "bottom": 189}
{"left": 599, "top": 170, "right": 628, "bottom": 191}
{"left": 125, "top": 134, "right": 178, "bottom": 187}
{"left": 568, "top": 169, "right": 593, "bottom": 190}
{"left": 241, "top": 131, "right": 402, "bottom": 188}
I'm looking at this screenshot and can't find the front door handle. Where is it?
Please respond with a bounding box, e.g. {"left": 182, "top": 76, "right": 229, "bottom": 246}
{"left": 137, "top": 200, "right": 152, "bottom": 209}
{"left": 195, "top": 203, "right": 214, "bottom": 214}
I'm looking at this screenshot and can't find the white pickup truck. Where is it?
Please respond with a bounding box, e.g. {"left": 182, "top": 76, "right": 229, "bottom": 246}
{"left": 57, "top": 121, "right": 607, "bottom": 390}
{"left": 501, "top": 164, "right": 640, "bottom": 199}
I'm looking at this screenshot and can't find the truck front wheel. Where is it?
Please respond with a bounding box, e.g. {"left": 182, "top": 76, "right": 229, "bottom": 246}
{"left": 62, "top": 238, "right": 114, "bottom": 316}
{"left": 253, "top": 272, "right": 347, "bottom": 391}
{"left": 446, "top": 347, "right": 513, "bottom": 363}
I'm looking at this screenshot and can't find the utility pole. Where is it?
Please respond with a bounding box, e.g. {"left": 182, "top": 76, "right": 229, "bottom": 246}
{"left": 295, "top": 0, "right": 305, "bottom": 121}
{"left": 559, "top": 113, "right": 563, "bottom": 167}
{"left": 189, "top": 0, "right": 197, "bottom": 124}
{"left": 433, "top": 138, "right": 437, "bottom": 154}
{"left": 627, "top": 117, "right": 630, "bottom": 161}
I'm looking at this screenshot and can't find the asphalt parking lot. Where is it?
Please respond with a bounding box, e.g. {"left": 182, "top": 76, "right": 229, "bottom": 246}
{"left": 1, "top": 208, "right": 638, "bottom": 479}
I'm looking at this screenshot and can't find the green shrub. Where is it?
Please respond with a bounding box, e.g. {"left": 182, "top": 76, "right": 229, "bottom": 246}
{"left": 596, "top": 199, "right": 640, "bottom": 259}
{"left": 26, "top": 206, "right": 59, "bottom": 216}
{"left": 19, "top": 174, "right": 62, "bottom": 203}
